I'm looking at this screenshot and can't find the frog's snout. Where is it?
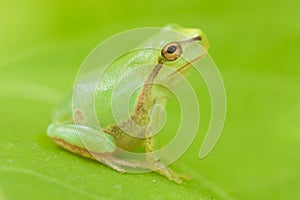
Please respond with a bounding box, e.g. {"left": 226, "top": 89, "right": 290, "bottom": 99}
{"left": 199, "top": 33, "right": 209, "bottom": 51}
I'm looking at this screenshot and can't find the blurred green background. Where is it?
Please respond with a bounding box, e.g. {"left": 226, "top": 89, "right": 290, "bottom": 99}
{"left": 0, "top": 0, "right": 299, "bottom": 199}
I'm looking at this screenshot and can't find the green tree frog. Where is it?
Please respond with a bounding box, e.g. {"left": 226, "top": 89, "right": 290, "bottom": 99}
{"left": 47, "top": 25, "right": 209, "bottom": 184}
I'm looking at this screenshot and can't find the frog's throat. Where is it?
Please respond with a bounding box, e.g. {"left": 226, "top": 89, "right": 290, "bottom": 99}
{"left": 131, "top": 63, "right": 163, "bottom": 125}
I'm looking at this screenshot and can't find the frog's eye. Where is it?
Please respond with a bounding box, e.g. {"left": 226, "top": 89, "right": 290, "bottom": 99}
{"left": 161, "top": 42, "right": 182, "bottom": 61}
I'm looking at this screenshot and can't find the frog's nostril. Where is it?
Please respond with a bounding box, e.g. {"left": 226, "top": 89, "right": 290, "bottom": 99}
{"left": 194, "top": 35, "right": 202, "bottom": 41}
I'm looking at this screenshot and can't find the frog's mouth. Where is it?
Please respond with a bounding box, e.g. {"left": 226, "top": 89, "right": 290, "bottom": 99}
{"left": 168, "top": 53, "right": 207, "bottom": 77}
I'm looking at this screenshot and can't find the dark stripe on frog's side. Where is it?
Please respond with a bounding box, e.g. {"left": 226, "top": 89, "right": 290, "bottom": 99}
{"left": 131, "top": 63, "right": 163, "bottom": 125}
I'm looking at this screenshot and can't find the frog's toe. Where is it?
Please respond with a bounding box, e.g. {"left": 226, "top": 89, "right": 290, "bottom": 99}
{"left": 146, "top": 161, "right": 189, "bottom": 184}
{"left": 100, "top": 159, "right": 126, "bottom": 173}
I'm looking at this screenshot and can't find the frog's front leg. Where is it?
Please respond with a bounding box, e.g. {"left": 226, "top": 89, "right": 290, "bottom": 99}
{"left": 145, "top": 97, "right": 167, "bottom": 162}
{"left": 142, "top": 98, "right": 189, "bottom": 183}
{"left": 144, "top": 135, "right": 188, "bottom": 184}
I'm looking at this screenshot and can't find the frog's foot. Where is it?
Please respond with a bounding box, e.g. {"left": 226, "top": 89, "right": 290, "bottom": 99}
{"left": 95, "top": 153, "right": 143, "bottom": 173}
{"left": 144, "top": 161, "right": 190, "bottom": 184}
{"left": 97, "top": 155, "right": 189, "bottom": 184}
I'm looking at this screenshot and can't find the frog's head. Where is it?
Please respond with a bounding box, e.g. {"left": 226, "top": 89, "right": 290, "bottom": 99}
{"left": 149, "top": 24, "right": 209, "bottom": 85}
{"left": 163, "top": 24, "right": 209, "bottom": 51}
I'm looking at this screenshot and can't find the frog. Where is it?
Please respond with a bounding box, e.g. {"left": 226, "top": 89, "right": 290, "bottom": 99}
{"left": 47, "top": 24, "right": 209, "bottom": 184}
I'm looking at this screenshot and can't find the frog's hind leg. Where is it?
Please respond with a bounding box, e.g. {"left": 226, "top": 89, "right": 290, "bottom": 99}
{"left": 51, "top": 137, "right": 126, "bottom": 173}
{"left": 48, "top": 124, "right": 187, "bottom": 183}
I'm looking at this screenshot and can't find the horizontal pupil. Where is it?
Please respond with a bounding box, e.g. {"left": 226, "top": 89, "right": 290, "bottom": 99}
{"left": 167, "top": 45, "right": 176, "bottom": 54}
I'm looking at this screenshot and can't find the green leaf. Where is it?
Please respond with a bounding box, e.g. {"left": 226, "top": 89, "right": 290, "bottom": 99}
{"left": 1, "top": 0, "right": 300, "bottom": 199}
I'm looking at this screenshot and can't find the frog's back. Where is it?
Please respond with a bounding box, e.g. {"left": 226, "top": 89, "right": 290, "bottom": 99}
{"left": 51, "top": 49, "right": 157, "bottom": 128}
